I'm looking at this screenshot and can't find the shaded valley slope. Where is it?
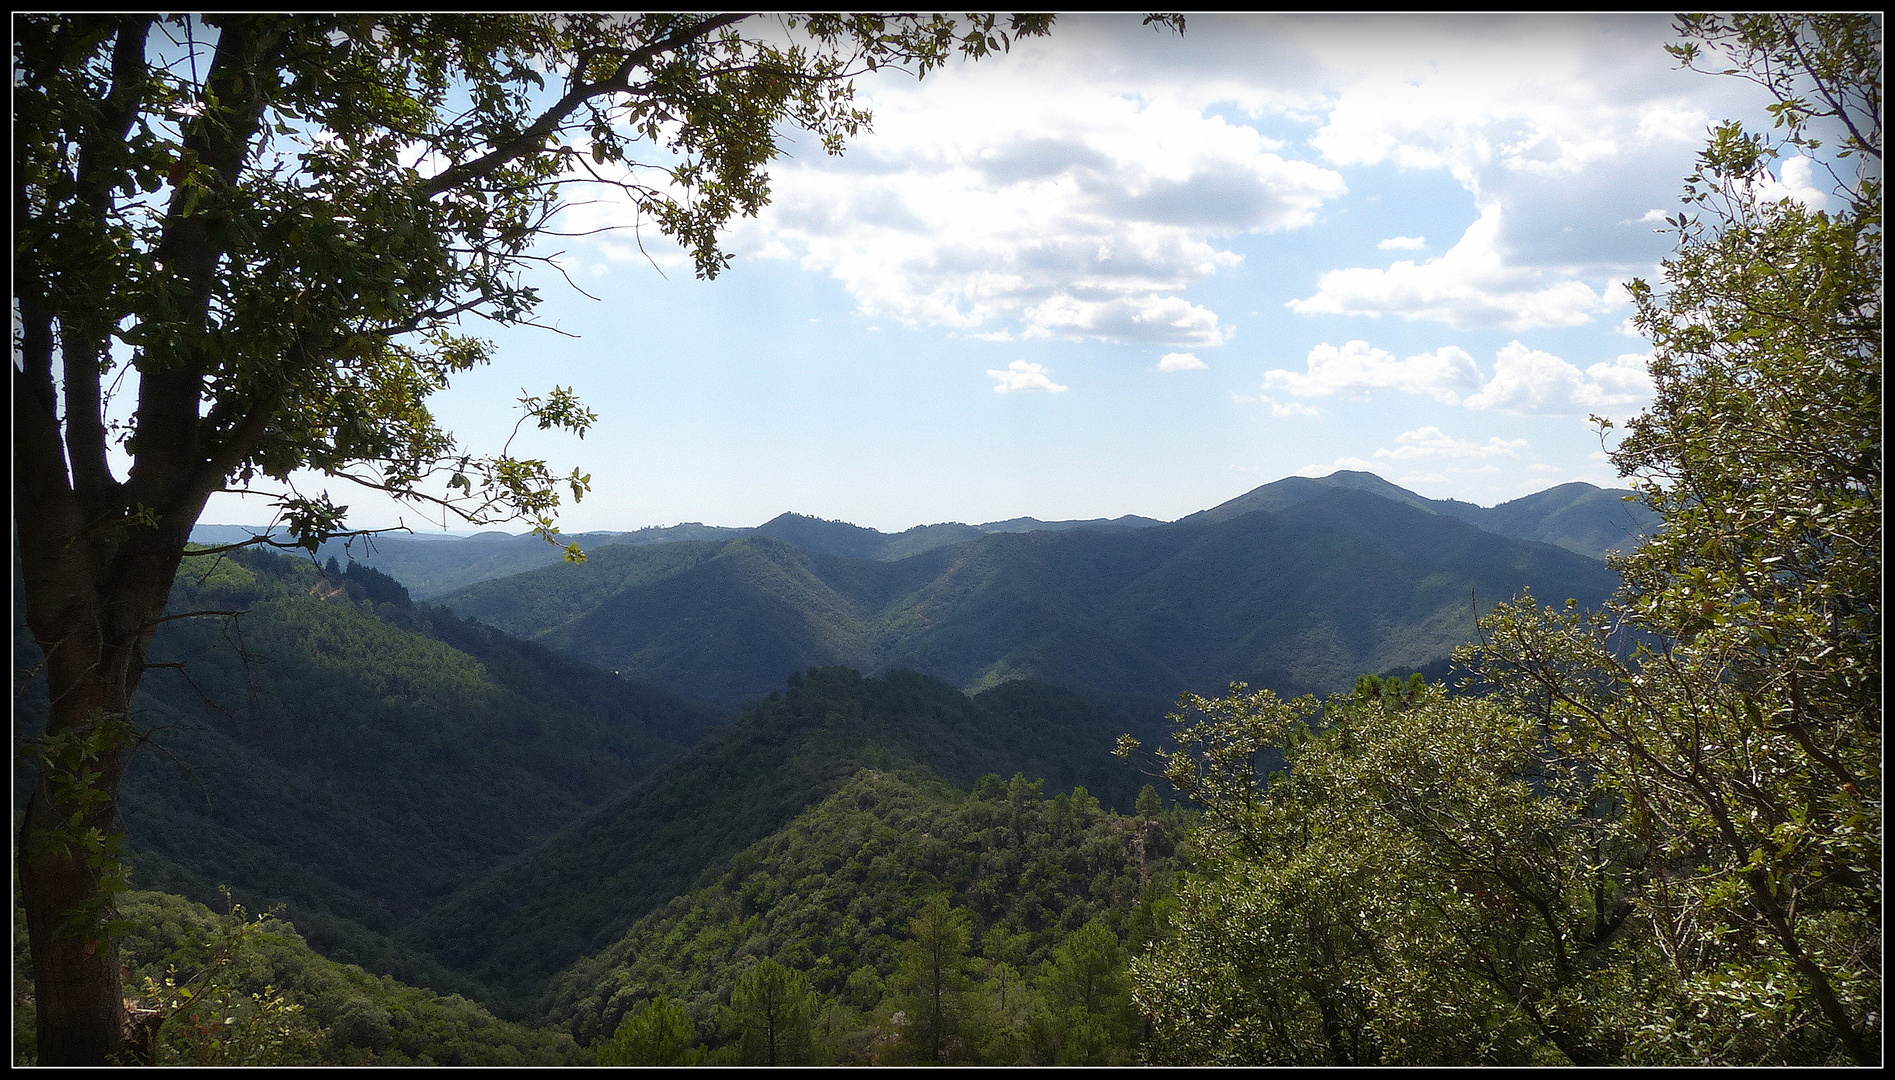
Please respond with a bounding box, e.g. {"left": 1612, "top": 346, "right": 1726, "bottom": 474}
{"left": 439, "top": 485, "right": 1625, "bottom": 707}
{"left": 398, "top": 667, "right": 1156, "bottom": 1014}
{"left": 14, "top": 548, "right": 725, "bottom": 995}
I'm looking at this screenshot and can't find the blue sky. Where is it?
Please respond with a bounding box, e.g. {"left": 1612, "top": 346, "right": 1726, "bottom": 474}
{"left": 200, "top": 14, "right": 1815, "bottom": 535}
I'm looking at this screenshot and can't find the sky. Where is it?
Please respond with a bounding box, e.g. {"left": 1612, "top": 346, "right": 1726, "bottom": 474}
{"left": 199, "top": 13, "right": 1817, "bottom": 536}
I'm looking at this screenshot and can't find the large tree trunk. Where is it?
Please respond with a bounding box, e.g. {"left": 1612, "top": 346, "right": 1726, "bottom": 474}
{"left": 16, "top": 330, "right": 206, "bottom": 1062}
{"left": 19, "top": 691, "right": 133, "bottom": 1066}
{"left": 14, "top": 16, "right": 272, "bottom": 1060}
{"left": 16, "top": 503, "right": 200, "bottom": 1063}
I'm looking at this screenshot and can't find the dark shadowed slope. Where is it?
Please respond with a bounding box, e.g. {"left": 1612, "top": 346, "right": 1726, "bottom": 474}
{"left": 438, "top": 488, "right": 1622, "bottom": 706}
{"left": 398, "top": 668, "right": 1156, "bottom": 1014}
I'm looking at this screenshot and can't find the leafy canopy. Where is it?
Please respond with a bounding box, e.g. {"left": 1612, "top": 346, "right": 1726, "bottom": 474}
{"left": 1126, "top": 13, "right": 1880, "bottom": 1066}
{"left": 13, "top": 14, "right": 1078, "bottom": 553}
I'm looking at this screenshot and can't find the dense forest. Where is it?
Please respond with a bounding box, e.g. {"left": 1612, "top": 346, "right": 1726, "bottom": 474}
{"left": 13, "top": 13, "right": 1880, "bottom": 1067}
{"left": 16, "top": 545, "right": 725, "bottom": 995}
{"left": 436, "top": 485, "right": 1623, "bottom": 705}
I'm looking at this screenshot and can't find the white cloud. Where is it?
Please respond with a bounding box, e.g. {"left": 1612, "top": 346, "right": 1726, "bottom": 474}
{"left": 1158, "top": 351, "right": 1208, "bottom": 371}
{"left": 1286, "top": 15, "right": 1780, "bottom": 289}
{"left": 1262, "top": 394, "right": 1320, "bottom": 417}
{"left": 1231, "top": 390, "right": 1322, "bottom": 417}
{"left": 1635, "top": 103, "right": 1712, "bottom": 146}
{"left": 1287, "top": 204, "right": 1621, "bottom": 330}
{"left": 1263, "top": 340, "right": 1481, "bottom": 404}
{"left": 988, "top": 359, "right": 1068, "bottom": 393}
{"left": 1299, "top": 458, "right": 1377, "bottom": 477}
{"left": 1463, "top": 342, "right": 1653, "bottom": 417}
{"left": 715, "top": 54, "right": 1346, "bottom": 348}
{"left": 1371, "top": 426, "right": 1527, "bottom": 460}
{"left": 551, "top": 14, "right": 1782, "bottom": 363}
{"left": 1306, "top": 25, "right": 1646, "bottom": 192}
{"left": 1026, "top": 293, "right": 1230, "bottom": 349}
{"left": 1751, "top": 155, "right": 1830, "bottom": 211}
{"left": 1263, "top": 337, "right": 1655, "bottom": 419}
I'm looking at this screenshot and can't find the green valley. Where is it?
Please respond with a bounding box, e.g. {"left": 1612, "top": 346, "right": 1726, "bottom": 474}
{"left": 16, "top": 11, "right": 1876, "bottom": 1069}
{"left": 15, "top": 546, "right": 725, "bottom": 995}
{"left": 437, "top": 482, "right": 1625, "bottom": 706}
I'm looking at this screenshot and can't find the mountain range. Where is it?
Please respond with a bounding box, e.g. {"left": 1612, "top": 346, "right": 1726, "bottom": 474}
{"left": 12, "top": 469, "right": 1658, "bottom": 1043}
{"left": 429, "top": 474, "right": 1638, "bottom": 706}
{"left": 190, "top": 471, "right": 1653, "bottom": 600}
{"left": 190, "top": 512, "right": 1166, "bottom": 599}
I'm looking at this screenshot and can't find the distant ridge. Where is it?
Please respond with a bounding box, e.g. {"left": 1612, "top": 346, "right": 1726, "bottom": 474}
{"left": 439, "top": 486, "right": 1623, "bottom": 707}
{"left": 1185, "top": 471, "right": 1657, "bottom": 560}
{"left": 191, "top": 471, "right": 1654, "bottom": 598}
{"left": 190, "top": 512, "right": 1169, "bottom": 597}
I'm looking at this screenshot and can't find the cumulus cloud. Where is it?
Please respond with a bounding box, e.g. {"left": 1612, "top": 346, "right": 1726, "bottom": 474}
{"left": 1301, "top": 429, "right": 1538, "bottom": 502}
{"left": 555, "top": 14, "right": 1782, "bottom": 356}
{"left": 1286, "top": 204, "right": 1622, "bottom": 330}
{"left": 1264, "top": 338, "right": 1655, "bottom": 418}
{"left": 1158, "top": 352, "right": 1208, "bottom": 371}
{"left": 1026, "top": 293, "right": 1230, "bottom": 349}
{"left": 1282, "top": 15, "right": 1785, "bottom": 293}
{"left": 1298, "top": 459, "right": 1375, "bottom": 477}
{"left": 988, "top": 359, "right": 1068, "bottom": 393}
{"left": 1372, "top": 426, "right": 1527, "bottom": 460}
{"left": 1248, "top": 392, "right": 1322, "bottom": 417}
{"left": 1751, "top": 155, "right": 1830, "bottom": 211}
{"left": 1462, "top": 342, "right": 1652, "bottom": 416}
{"left": 1262, "top": 340, "right": 1482, "bottom": 404}
{"left": 715, "top": 56, "right": 1347, "bottom": 348}
{"left": 1307, "top": 23, "right": 1662, "bottom": 193}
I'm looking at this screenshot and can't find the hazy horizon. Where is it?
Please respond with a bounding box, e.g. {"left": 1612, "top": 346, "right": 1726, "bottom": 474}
{"left": 196, "top": 467, "right": 1634, "bottom": 538}
{"left": 193, "top": 14, "right": 1808, "bottom": 535}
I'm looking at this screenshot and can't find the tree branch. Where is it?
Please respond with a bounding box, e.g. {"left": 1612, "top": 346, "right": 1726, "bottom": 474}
{"left": 418, "top": 13, "right": 753, "bottom": 199}
{"left": 62, "top": 15, "right": 154, "bottom": 510}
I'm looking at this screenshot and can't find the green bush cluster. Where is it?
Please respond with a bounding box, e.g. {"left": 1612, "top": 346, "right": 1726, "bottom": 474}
{"left": 14, "top": 890, "right": 588, "bottom": 1066}
{"left": 543, "top": 768, "right": 1189, "bottom": 1064}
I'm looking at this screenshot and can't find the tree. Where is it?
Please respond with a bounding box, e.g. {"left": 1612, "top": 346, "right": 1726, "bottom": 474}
{"left": 1128, "top": 685, "right": 1640, "bottom": 1065}
{"left": 1130, "top": 15, "right": 1879, "bottom": 1065}
{"left": 597, "top": 995, "right": 703, "bottom": 1066}
{"left": 888, "top": 896, "right": 977, "bottom": 1063}
{"left": 1470, "top": 13, "right": 1879, "bottom": 1064}
{"left": 12, "top": 12, "right": 1130, "bottom": 1062}
{"left": 1035, "top": 918, "right": 1135, "bottom": 1064}
{"left": 1135, "top": 783, "right": 1164, "bottom": 819}
{"left": 724, "top": 960, "right": 816, "bottom": 1066}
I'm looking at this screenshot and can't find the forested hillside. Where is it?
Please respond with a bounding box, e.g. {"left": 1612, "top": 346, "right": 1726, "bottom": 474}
{"left": 1183, "top": 471, "right": 1659, "bottom": 559}
{"left": 440, "top": 486, "right": 1621, "bottom": 706}
{"left": 399, "top": 668, "right": 1159, "bottom": 1014}
{"left": 14, "top": 546, "right": 725, "bottom": 993}
{"left": 14, "top": 889, "right": 591, "bottom": 1065}
{"left": 539, "top": 768, "right": 1189, "bottom": 1064}
{"left": 197, "top": 473, "right": 1642, "bottom": 601}
{"left": 192, "top": 511, "right": 1166, "bottom": 599}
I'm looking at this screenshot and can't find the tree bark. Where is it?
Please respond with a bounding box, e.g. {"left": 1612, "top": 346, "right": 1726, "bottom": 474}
{"left": 14, "top": 15, "right": 273, "bottom": 1062}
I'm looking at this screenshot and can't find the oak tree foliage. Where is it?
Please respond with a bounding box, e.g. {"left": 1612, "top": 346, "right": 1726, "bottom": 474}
{"left": 1126, "top": 13, "right": 1879, "bottom": 1066}
{"left": 12, "top": 12, "right": 1091, "bottom": 1063}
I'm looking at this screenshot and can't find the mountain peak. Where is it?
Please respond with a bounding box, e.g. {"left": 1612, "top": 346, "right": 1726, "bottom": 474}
{"left": 1183, "top": 470, "right": 1652, "bottom": 560}
{"left": 751, "top": 512, "right": 889, "bottom": 558}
